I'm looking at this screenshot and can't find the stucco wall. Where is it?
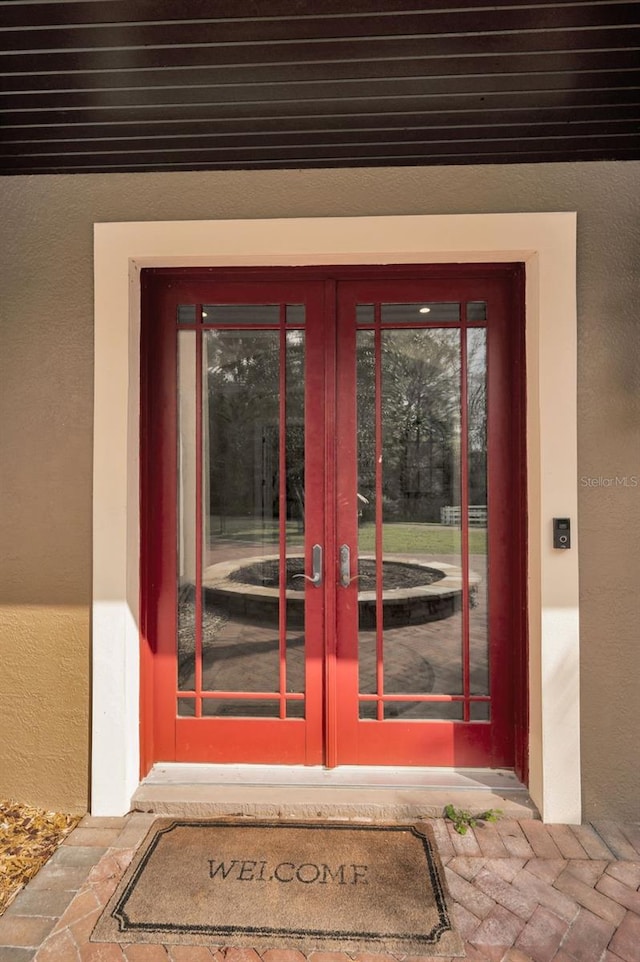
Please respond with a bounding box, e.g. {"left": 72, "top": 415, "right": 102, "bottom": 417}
{"left": 1, "top": 162, "right": 638, "bottom": 818}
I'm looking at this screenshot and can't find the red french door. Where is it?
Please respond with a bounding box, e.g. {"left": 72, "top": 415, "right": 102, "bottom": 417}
{"left": 141, "top": 266, "right": 526, "bottom": 775}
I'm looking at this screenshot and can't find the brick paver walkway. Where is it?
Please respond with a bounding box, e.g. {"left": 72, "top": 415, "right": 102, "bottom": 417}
{"left": 0, "top": 816, "right": 638, "bottom": 962}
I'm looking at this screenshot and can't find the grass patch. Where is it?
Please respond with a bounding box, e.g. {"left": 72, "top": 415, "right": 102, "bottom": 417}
{"left": 360, "top": 523, "right": 486, "bottom": 555}
{"left": 444, "top": 803, "right": 502, "bottom": 835}
{"left": 208, "top": 518, "right": 487, "bottom": 554}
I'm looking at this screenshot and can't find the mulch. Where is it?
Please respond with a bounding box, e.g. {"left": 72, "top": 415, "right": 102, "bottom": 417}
{"left": 0, "top": 799, "right": 80, "bottom": 915}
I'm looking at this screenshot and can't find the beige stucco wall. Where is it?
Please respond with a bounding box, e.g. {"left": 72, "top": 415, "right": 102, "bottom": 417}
{"left": 1, "top": 162, "right": 638, "bottom": 818}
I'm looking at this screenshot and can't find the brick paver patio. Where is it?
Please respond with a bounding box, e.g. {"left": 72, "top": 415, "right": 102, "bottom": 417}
{"left": 0, "top": 815, "right": 638, "bottom": 962}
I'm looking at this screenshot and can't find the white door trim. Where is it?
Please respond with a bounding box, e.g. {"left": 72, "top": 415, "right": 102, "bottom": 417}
{"left": 92, "top": 212, "right": 580, "bottom": 822}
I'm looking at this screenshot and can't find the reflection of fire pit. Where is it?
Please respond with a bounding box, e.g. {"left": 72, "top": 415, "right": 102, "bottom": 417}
{"left": 229, "top": 557, "right": 444, "bottom": 592}
{"left": 203, "top": 554, "right": 479, "bottom": 629}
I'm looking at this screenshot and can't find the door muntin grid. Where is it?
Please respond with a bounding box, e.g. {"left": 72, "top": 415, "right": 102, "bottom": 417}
{"left": 176, "top": 305, "right": 307, "bottom": 720}
{"left": 353, "top": 302, "right": 490, "bottom": 724}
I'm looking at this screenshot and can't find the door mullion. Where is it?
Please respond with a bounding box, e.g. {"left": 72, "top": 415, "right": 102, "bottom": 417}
{"left": 323, "top": 280, "right": 339, "bottom": 768}
{"left": 302, "top": 282, "right": 330, "bottom": 765}
{"left": 333, "top": 287, "right": 360, "bottom": 765}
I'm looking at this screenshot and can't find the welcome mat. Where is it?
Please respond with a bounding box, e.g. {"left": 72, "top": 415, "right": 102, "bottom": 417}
{"left": 92, "top": 819, "right": 463, "bottom": 956}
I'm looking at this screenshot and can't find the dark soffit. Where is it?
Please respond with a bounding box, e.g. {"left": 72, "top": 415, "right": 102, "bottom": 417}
{"left": 1, "top": 0, "right": 639, "bottom": 175}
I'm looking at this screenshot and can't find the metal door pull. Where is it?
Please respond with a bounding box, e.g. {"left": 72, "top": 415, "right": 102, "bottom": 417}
{"left": 292, "top": 543, "right": 323, "bottom": 587}
{"left": 339, "top": 544, "right": 359, "bottom": 588}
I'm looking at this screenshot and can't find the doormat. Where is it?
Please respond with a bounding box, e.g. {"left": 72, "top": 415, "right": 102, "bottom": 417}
{"left": 92, "top": 819, "right": 464, "bottom": 956}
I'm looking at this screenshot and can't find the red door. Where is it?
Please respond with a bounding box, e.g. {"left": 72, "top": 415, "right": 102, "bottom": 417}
{"left": 141, "top": 266, "right": 526, "bottom": 774}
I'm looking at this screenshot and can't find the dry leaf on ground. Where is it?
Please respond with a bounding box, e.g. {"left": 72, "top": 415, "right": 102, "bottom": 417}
{"left": 0, "top": 799, "right": 80, "bottom": 915}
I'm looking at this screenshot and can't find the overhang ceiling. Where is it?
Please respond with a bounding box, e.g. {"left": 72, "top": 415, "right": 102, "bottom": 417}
{"left": 1, "top": 0, "right": 639, "bottom": 176}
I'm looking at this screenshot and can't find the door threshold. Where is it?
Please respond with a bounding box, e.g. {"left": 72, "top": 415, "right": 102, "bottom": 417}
{"left": 132, "top": 764, "right": 538, "bottom": 820}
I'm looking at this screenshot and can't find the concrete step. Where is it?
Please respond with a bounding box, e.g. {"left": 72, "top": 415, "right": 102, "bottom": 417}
{"left": 131, "top": 764, "right": 539, "bottom": 821}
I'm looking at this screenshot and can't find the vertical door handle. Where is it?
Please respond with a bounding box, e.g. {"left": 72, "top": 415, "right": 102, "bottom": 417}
{"left": 292, "top": 543, "right": 323, "bottom": 587}
{"left": 339, "top": 544, "right": 359, "bottom": 588}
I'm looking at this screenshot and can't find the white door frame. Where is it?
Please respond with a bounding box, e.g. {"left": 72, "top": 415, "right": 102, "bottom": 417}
{"left": 92, "top": 212, "right": 580, "bottom": 822}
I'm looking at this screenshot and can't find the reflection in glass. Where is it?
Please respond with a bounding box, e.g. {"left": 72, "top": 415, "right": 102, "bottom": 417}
{"left": 177, "top": 332, "right": 197, "bottom": 690}
{"left": 381, "top": 303, "right": 461, "bottom": 324}
{"left": 286, "top": 331, "right": 306, "bottom": 708}
{"left": 357, "top": 325, "right": 465, "bottom": 717}
{"left": 286, "top": 700, "right": 305, "bottom": 719}
{"left": 358, "top": 700, "right": 465, "bottom": 721}
{"left": 356, "top": 305, "right": 375, "bottom": 325}
{"left": 286, "top": 304, "right": 305, "bottom": 325}
{"left": 174, "top": 322, "right": 308, "bottom": 719}
{"left": 356, "top": 331, "right": 376, "bottom": 694}
{"left": 202, "top": 700, "right": 280, "bottom": 718}
{"left": 359, "top": 701, "right": 378, "bottom": 720}
{"left": 382, "top": 329, "right": 463, "bottom": 699}
{"left": 384, "top": 701, "right": 464, "bottom": 721}
{"left": 200, "top": 330, "right": 281, "bottom": 700}
{"left": 467, "top": 301, "right": 487, "bottom": 322}
{"left": 177, "top": 304, "right": 197, "bottom": 324}
{"left": 467, "top": 328, "right": 489, "bottom": 696}
{"left": 470, "top": 702, "right": 490, "bottom": 721}
{"left": 202, "top": 304, "right": 280, "bottom": 324}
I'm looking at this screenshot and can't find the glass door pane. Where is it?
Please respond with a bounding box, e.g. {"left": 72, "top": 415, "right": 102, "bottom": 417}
{"left": 175, "top": 301, "right": 313, "bottom": 729}
{"left": 356, "top": 325, "right": 466, "bottom": 720}
{"left": 467, "top": 327, "right": 490, "bottom": 717}
{"left": 383, "top": 326, "right": 464, "bottom": 718}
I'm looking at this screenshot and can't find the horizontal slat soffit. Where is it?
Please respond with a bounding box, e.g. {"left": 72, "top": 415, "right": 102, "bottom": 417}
{"left": 1, "top": 0, "right": 638, "bottom": 174}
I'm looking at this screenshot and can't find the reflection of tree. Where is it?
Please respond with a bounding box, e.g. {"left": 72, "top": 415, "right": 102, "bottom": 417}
{"left": 204, "top": 325, "right": 487, "bottom": 531}
{"left": 467, "top": 330, "right": 487, "bottom": 507}
{"left": 205, "top": 331, "right": 305, "bottom": 527}
{"left": 358, "top": 329, "right": 484, "bottom": 524}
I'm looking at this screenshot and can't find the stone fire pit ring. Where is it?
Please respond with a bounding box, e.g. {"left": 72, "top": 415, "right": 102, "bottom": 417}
{"left": 202, "top": 554, "right": 479, "bottom": 629}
